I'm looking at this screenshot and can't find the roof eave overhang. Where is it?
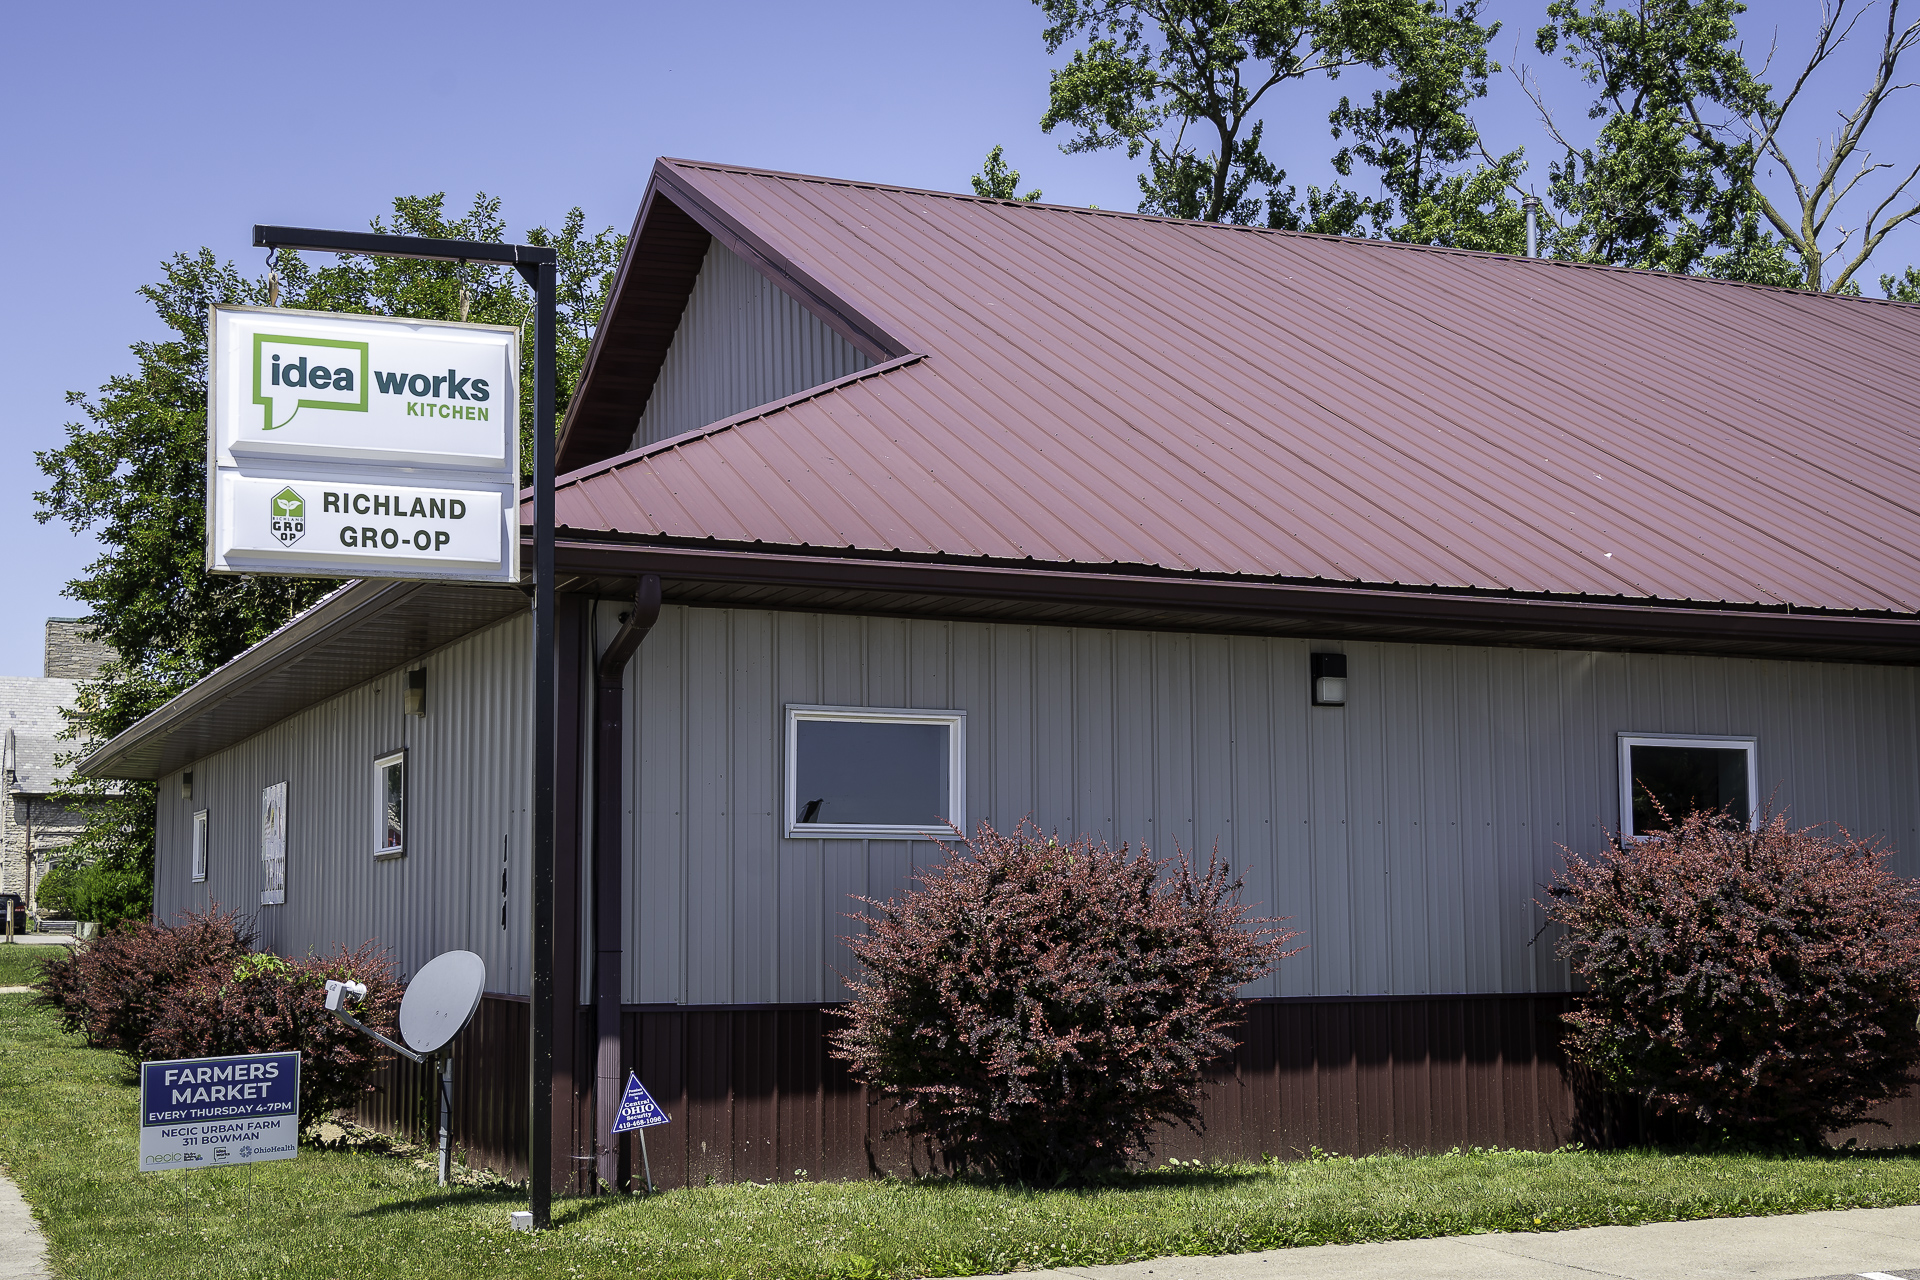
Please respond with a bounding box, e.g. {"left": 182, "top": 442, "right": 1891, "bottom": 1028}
{"left": 553, "top": 535, "right": 1920, "bottom": 664}
{"left": 81, "top": 534, "right": 1920, "bottom": 782}
{"left": 77, "top": 578, "right": 528, "bottom": 781}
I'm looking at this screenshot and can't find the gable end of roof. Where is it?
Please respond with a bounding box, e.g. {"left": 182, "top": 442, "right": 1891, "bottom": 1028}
{"left": 557, "top": 160, "right": 914, "bottom": 474}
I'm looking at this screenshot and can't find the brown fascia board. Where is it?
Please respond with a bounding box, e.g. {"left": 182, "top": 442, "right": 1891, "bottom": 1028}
{"left": 555, "top": 159, "right": 911, "bottom": 476}
{"left": 551, "top": 537, "right": 1920, "bottom": 663}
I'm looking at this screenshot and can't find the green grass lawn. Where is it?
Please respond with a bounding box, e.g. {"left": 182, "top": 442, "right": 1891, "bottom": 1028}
{"left": 0, "top": 943, "right": 59, "bottom": 986}
{"left": 7, "top": 991, "right": 1920, "bottom": 1280}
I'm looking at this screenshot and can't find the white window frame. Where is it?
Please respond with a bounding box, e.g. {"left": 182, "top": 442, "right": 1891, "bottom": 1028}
{"left": 784, "top": 705, "right": 965, "bottom": 839}
{"left": 1617, "top": 733, "right": 1759, "bottom": 838}
{"left": 375, "top": 748, "right": 407, "bottom": 859}
{"left": 191, "top": 809, "right": 209, "bottom": 883}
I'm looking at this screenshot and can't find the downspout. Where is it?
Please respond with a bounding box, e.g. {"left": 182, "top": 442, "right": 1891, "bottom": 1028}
{"left": 594, "top": 573, "right": 661, "bottom": 1191}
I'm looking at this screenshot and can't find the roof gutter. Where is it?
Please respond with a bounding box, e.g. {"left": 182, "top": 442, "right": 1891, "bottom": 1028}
{"left": 552, "top": 538, "right": 1920, "bottom": 659}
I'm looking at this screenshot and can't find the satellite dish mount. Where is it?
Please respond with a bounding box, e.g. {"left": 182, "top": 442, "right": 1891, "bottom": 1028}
{"left": 326, "top": 949, "right": 486, "bottom": 1186}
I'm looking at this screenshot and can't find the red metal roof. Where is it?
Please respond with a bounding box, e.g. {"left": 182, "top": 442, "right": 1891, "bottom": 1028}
{"left": 552, "top": 158, "right": 1920, "bottom": 617}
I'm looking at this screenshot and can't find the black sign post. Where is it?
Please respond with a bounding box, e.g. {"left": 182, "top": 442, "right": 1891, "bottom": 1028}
{"left": 251, "top": 226, "right": 561, "bottom": 1228}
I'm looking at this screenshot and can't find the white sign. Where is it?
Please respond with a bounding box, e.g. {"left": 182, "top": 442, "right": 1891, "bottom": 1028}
{"left": 261, "top": 781, "right": 286, "bottom": 906}
{"left": 206, "top": 305, "right": 520, "bottom": 583}
{"left": 139, "top": 1051, "right": 300, "bottom": 1172}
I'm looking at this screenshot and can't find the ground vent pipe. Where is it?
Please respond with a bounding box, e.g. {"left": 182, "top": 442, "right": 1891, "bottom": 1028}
{"left": 593, "top": 574, "right": 661, "bottom": 1192}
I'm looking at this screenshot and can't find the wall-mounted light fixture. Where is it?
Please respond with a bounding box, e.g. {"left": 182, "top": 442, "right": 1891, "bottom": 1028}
{"left": 180, "top": 770, "right": 193, "bottom": 802}
{"left": 405, "top": 668, "right": 427, "bottom": 717}
{"left": 1311, "top": 653, "right": 1348, "bottom": 706}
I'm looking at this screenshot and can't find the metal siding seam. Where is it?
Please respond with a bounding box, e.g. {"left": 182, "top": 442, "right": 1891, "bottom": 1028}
{"left": 1424, "top": 646, "right": 1469, "bottom": 994}
{"left": 773, "top": 611, "right": 823, "bottom": 1004}
{"left": 1033, "top": 625, "right": 1075, "bottom": 838}
{"left": 1516, "top": 650, "right": 1552, "bottom": 993}
{"left": 1270, "top": 642, "right": 1312, "bottom": 1000}
{"left": 683, "top": 610, "right": 725, "bottom": 1013}
{"left": 733, "top": 609, "right": 778, "bottom": 1005}
{"left": 1070, "top": 628, "right": 1115, "bottom": 851}
{"left": 1377, "top": 644, "right": 1424, "bottom": 992}
{"left": 1226, "top": 636, "right": 1278, "bottom": 999}
{"left": 643, "top": 606, "right": 688, "bottom": 1005}
{"left": 991, "top": 626, "right": 1034, "bottom": 832}
{"left": 1341, "top": 642, "right": 1387, "bottom": 997}
{"left": 1110, "top": 631, "right": 1153, "bottom": 859}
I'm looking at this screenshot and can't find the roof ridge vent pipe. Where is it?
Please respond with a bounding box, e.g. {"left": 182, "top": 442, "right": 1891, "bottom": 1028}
{"left": 592, "top": 573, "right": 661, "bottom": 1194}
{"left": 1522, "top": 195, "right": 1541, "bottom": 258}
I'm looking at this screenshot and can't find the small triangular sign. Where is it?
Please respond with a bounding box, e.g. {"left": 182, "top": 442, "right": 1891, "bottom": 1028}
{"left": 611, "top": 1071, "right": 670, "bottom": 1133}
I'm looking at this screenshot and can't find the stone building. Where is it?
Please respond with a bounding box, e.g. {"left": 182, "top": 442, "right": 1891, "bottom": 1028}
{"left": 0, "top": 619, "right": 113, "bottom": 915}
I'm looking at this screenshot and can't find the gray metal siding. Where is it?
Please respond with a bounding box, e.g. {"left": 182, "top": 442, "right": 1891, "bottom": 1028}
{"left": 631, "top": 241, "right": 871, "bottom": 449}
{"left": 622, "top": 606, "right": 1920, "bottom": 1005}
{"left": 153, "top": 616, "right": 533, "bottom": 990}
{"left": 151, "top": 603, "right": 1920, "bottom": 1008}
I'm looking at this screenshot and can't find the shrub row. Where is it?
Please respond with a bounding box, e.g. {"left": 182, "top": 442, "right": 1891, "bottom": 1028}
{"left": 35, "top": 812, "right": 1920, "bottom": 1168}
{"left": 36, "top": 906, "right": 403, "bottom": 1129}
{"left": 834, "top": 811, "right": 1920, "bottom": 1177}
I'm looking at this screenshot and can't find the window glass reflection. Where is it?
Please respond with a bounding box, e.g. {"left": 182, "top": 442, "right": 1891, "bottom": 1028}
{"left": 1630, "top": 744, "right": 1750, "bottom": 832}
{"left": 794, "top": 720, "right": 949, "bottom": 827}
{"left": 378, "top": 756, "right": 404, "bottom": 853}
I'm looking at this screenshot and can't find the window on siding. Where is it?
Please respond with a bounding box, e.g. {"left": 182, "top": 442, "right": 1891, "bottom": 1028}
{"left": 261, "top": 781, "right": 287, "bottom": 906}
{"left": 375, "top": 750, "right": 406, "bottom": 858}
{"left": 1618, "top": 734, "right": 1757, "bottom": 837}
{"left": 785, "top": 706, "right": 964, "bottom": 838}
{"left": 191, "top": 809, "right": 208, "bottom": 883}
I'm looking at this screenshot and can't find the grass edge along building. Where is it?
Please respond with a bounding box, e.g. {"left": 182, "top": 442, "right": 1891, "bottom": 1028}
{"left": 81, "top": 158, "right": 1920, "bottom": 1190}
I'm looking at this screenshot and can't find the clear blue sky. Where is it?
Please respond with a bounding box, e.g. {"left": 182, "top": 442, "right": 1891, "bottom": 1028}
{"left": 3, "top": 0, "right": 1913, "bottom": 678}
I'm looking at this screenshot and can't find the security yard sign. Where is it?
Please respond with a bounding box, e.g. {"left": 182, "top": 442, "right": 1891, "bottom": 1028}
{"left": 207, "top": 305, "right": 520, "bottom": 583}
{"left": 611, "top": 1072, "right": 671, "bottom": 1133}
{"left": 139, "top": 1050, "right": 301, "bottom": 1172}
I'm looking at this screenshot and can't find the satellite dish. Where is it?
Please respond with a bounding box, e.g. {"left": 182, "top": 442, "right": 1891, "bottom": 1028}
{"left": 399, "top": 950, "right": 486, "bottom": 1054}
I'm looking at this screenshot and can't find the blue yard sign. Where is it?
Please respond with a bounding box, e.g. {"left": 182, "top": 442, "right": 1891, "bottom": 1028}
{"left": 138, "top": 1050, "right": 301, "bottom": 1172}
{"left": 611, "top": 1072, "right": 670, "bottom": 1133}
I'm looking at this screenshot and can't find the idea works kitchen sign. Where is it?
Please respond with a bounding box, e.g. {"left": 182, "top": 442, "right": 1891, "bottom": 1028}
{"left": 206, "top": 306, "right": 520, "bottom": 583}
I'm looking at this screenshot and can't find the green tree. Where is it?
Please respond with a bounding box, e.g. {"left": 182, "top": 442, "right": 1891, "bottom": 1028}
{"left": 1316, "top": 0, "right": 1528, "bottom": 248}
{"left": 1036, "top": 0, "right": 1524, "bottom": 247}
{"left": 1532, "top": 0, "right": 1920, "bottom": 290}
{"left": 972, "top": 145, "right": 1044, "bottom": 200}
{"left": 1884, "top": 265, "right": 1920, "bottom": 300}
{"left": 1531, "top": 0, "right": 1766, "bottom": 274}
{"left": 34, "top": 194, "right": 623, "bottom": 912}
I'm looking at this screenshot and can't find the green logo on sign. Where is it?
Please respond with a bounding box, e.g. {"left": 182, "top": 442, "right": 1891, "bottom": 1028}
{"left": 271, "top": 487, "right": 306, "bottom": 547}
{"left": 252, "top": 333, "right": 370, "bottom": 430}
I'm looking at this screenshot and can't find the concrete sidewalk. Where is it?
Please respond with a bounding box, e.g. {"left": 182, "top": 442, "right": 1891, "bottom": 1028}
{"left": 0, "top": 1171, "right": 48, "bottom": 1280}
{"left": 971, "top": 1206, "right": 1920, "bottom": 1280}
